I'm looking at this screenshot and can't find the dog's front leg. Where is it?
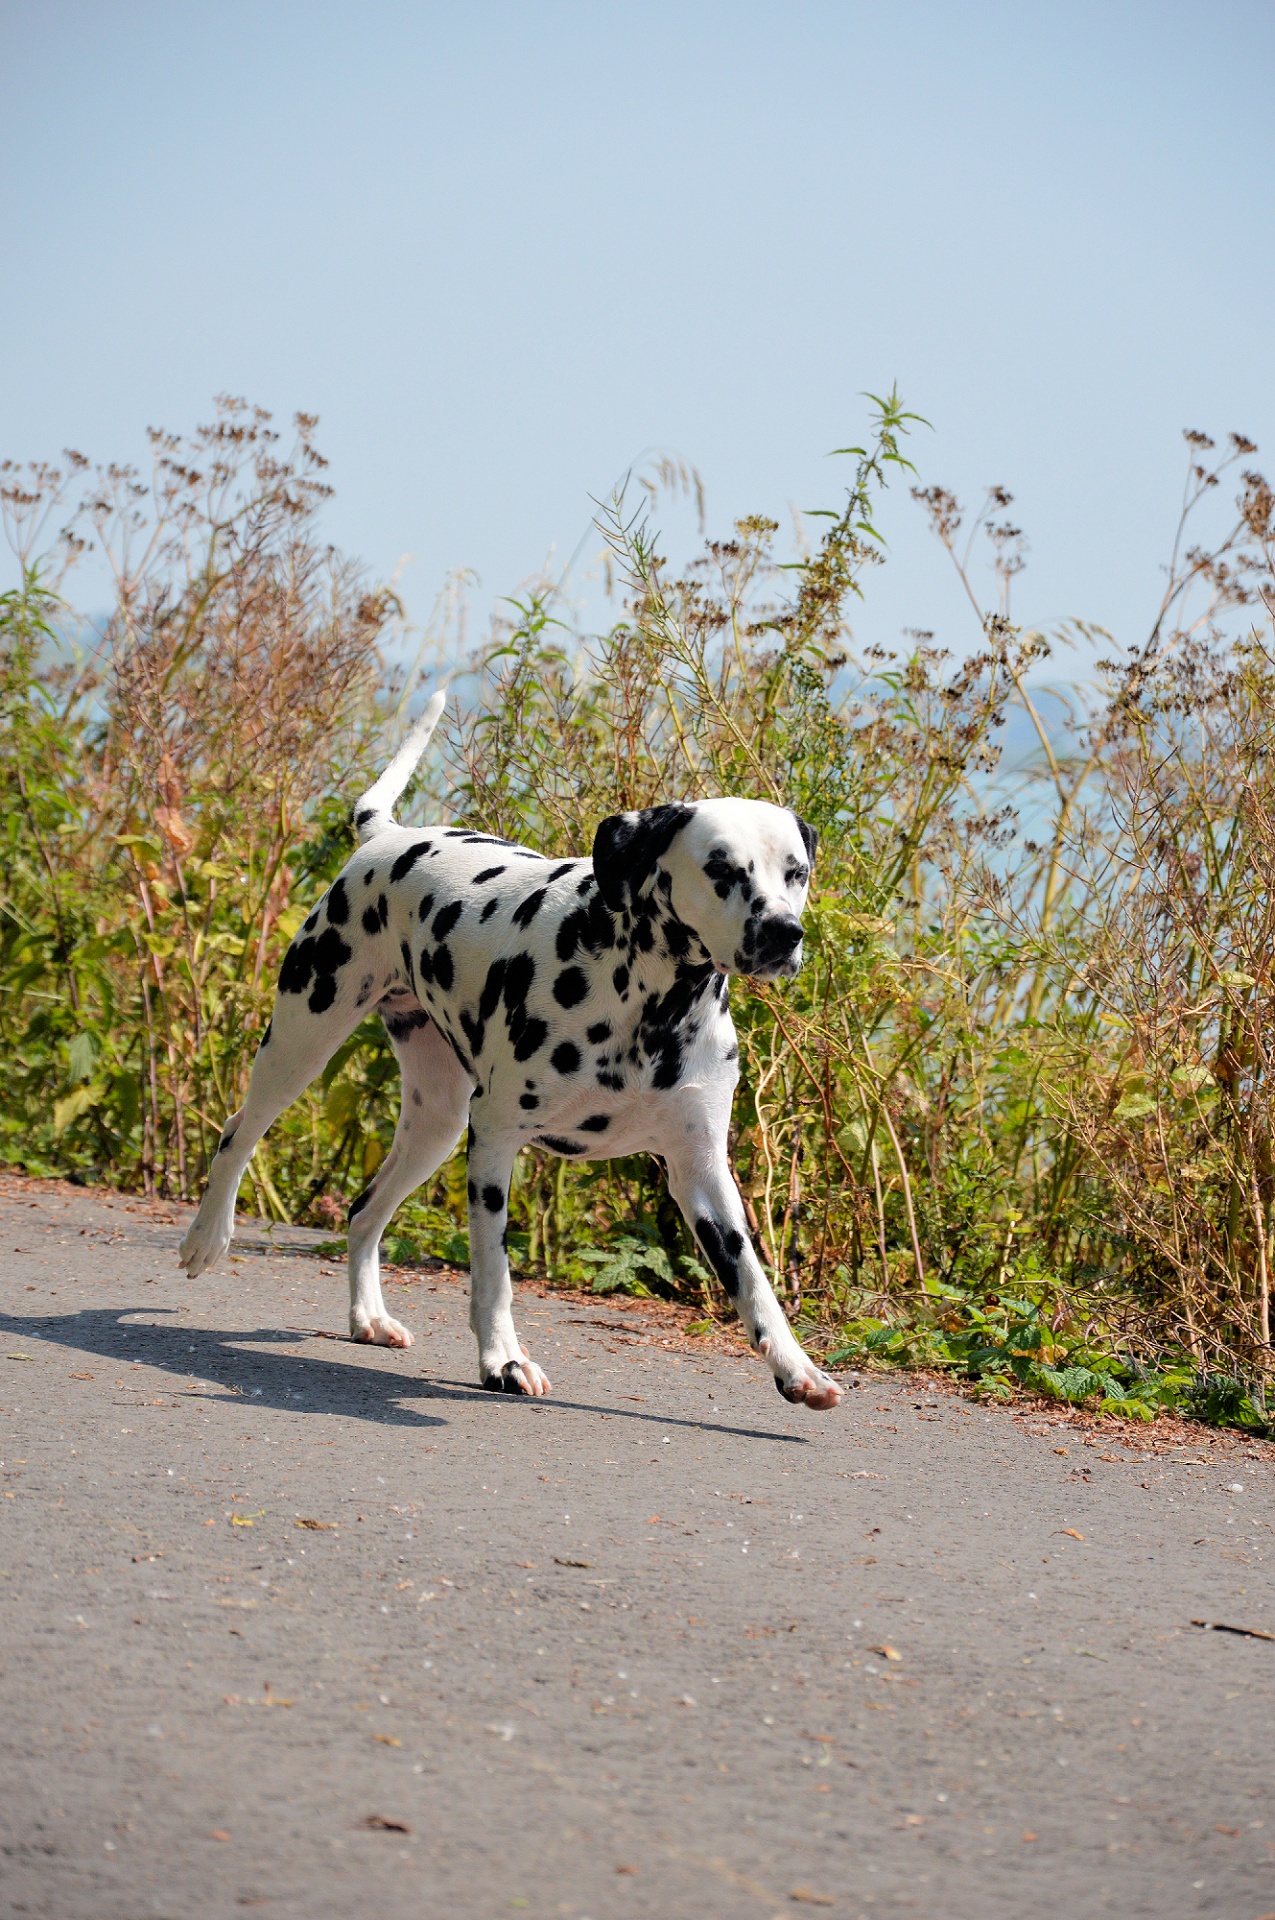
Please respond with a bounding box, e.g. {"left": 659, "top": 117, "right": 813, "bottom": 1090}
{"left": 465, "top": 1128, "right": 550, "bottom": 1397}
{"left": 663, "top": 1136, "right": 842, "bottom": 1411}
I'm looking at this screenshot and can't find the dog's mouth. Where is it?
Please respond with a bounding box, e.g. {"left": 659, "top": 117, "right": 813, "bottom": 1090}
{"left": 733, "top": 914, "right": 805, "bottom": 980}
{"left": 731, "top": 941, "right": 805, "bottom": 981}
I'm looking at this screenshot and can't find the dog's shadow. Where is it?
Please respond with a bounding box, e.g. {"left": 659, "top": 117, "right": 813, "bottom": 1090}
{"left": 0, "top": 1305, "right": 807, "bottom": 1444}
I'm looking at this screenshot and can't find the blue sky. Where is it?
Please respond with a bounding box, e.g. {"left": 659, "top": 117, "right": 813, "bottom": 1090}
{"left": 2, "top": 1, "right": 1272, "bottom": 675}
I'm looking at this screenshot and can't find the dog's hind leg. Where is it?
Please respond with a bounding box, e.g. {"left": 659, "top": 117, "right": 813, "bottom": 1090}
{"left": 346, "top": 1009, "right": 473, "bottom": 1347}
{"left": 179, "top": 996, "right": 364, "bottom": 1279}
{"left": 464, "top": 1125, "right": 551, "bottom": 1396}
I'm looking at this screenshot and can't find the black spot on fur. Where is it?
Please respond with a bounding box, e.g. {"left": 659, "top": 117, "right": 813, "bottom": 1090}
{"left": 519, "top": 1093, "right": 539, "bottom": 1109}
{"left": 302, "top": 911, "right": 318, "bottom": 934}
{"left": 511, "top": 888, "right": 547, "bottom": 930}
{"left": 362, "top": 905, "right": 382, "bottom": 934}
{"left": 550, "top": 1041, "right": 580, "bottom": 1074}
{"left": 349, "top": 1184, "right": 376, "bottom": 1220}
{"left": 390, "top": 840, "right": 433, "bottom": 883}
{"left": 503, "top": 953, "right": 535, "bottom": 1009}
{"left": 216, "top": 1123, "right": 238, "bottom": 1152}
{"left": 433, "top": 945, "right": 454, "bottom": 992}
{"left": 418, "top": 946, "right": 435, "bottom": 985}
{"left": 481, "top": 1184, "right": 505, "bottom": 1214}
{"left": 326, "top": 878, "right": 350, "bottom": 925}
{"left": 355, "top": 807, "right": 375, "bottom": 829}
{"left": 473, "top": 865, "right": 506, "bottom": 884}
{"left": 596, "top": 1069, "right": 624, "bottom": 1091}
{"left": 307, "top": 975, "right": 337, "bottom": 1013}
{"left": 587, "top": 1020, "right": 612, "bottom": 1043}
{"left": 548, "top": 862, "right": 575, "bottom": 883}
{"left": 511, "top": 1017, "right": 548, "bottom": 1061}
{"left": 478, "top": 960, "right": 507, "bottom": 1021}
{"left": 467, "top": 1178, "right": 477, "bottom": 1202}
{"left": 555, "top": 894, "right": 615, "bottom": 963}
{"left": 417, "top": 893, "right": 436, "bottom": 922}
{"left": 400, "top": 940, "right": 416, "bottom": 989}
{"left": 577, "top": 1113, "right": 611, "bottom": 1133}
{"left": 364, "top": 868, "right": 375, "bottom": 885}
{"left": 695, "top": 1214, "right": 745, "bottom": 1296}
{"left": 480, "top": 898, "right": 499, "bottom": 922}
{"left": 412, "top": 1088, "right": 423, "bottom": 1107}
{"left": 433, "top": 900, "right": 463, "bottom": 941}
{"left": 538, "top": 1135, "right": 584, "bottom": 1155}
{"left": 553, "top": 967, "right": 587, "bottom": 1008}
{"left": 612, "top": 964, "right": 629, "bottom": 994}
{"left": 259, "top": 1018, "right": 272, "bottom": 1047}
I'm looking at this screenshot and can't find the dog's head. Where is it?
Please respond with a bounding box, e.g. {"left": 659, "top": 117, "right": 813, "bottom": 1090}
{"left": 592, "top": 798, "right": 817, "bottom": 979}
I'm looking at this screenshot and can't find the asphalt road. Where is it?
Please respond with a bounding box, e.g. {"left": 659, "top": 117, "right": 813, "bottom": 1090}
{"left": 0, "top": 1172, "right": 1272, "bottom": 1920}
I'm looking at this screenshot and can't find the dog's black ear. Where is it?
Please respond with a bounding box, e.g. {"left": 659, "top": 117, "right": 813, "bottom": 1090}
{"left": 592, "top": 803, "right": 694, "bottom": 910}
{"left": 790, "top": 810, "right": 818, "bottom": 869}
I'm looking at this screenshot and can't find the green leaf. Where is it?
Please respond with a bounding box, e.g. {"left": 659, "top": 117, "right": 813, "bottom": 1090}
{"left": 53, "top": 1083, "right": 102, "bottom": 1132}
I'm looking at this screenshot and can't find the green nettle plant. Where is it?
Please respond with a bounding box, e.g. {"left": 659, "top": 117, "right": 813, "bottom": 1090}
{"left": 2, "top": 396, "right": 1272, "bottom": 1434}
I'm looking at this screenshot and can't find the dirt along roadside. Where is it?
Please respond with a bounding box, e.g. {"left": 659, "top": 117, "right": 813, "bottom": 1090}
{"left": 0, "top": 1170, "right": 1271, "bottom": 1920}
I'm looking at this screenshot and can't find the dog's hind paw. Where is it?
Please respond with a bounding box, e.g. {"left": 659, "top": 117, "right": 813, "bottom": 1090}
{"left": 350, "top": 1312, "right": 415, "bottom": 1348}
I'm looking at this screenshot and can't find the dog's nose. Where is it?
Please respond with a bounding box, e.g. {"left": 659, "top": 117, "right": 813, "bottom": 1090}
{"left": 756, "top": 914, "right": 804, "bottom": 963}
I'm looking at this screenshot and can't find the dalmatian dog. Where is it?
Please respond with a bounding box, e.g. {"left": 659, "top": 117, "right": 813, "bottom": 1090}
{"left": 179, "top": 692, "right": 842, "bottom": 1411}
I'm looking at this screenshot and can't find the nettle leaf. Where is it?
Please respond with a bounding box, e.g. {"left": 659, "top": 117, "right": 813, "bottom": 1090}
{"left": 578, "top": 1234, "right": 673, "bottom": 1295}
{"left": 66, "top": 1031, "right": 99, "bottom": 1084}
{"left": 53, "top": 1083, "right": 103, "bottom": 1133}
{"left": 1113, "top": 1091, "right": 1157, "bottom": 1122}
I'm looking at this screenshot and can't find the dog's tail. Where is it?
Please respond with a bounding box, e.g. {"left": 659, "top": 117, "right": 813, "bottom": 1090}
{"left": 352, "top": 690, "right": 446, "bottom": 844}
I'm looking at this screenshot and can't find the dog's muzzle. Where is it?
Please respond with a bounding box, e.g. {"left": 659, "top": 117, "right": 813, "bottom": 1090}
{"left": 743, "top": 913, "right": 805, "bottom": 978}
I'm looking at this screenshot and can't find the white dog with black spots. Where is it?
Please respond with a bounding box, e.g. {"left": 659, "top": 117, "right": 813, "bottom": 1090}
{"left": 180, "top": 693, "right": 843, "bottom": 1411}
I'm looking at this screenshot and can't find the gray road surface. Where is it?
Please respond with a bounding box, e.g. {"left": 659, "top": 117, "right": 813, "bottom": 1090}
{"left": 0, "top": 1173, "right": 1272, "bottom": 1920}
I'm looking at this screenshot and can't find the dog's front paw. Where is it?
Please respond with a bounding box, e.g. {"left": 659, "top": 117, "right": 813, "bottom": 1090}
{"left": 759, "top": 1340, "right": 843, "bottom": 1411}
{"left": 179, "top": 1216, "right": 232, "bottom": 1277}
{"left": 481, "top": 1353, "right": 551, "bottom": 1397}
{"left": 350, "top": 1310, "right": 415, "bottom": 1349}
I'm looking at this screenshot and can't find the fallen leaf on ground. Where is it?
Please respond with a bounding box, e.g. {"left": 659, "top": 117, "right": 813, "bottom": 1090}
{"left": 1053, "top": 1447, "right": 1069, "bottom": 1456}
{"left": 365, "top": 1815, "right": 410, "bottom": 1833}
{"left": 261, "top": 1684, "right": 292, "bottom": 1707}
{"left": 210, "top": 1829, "right": 230, "bottom": 1840}
{"left": 1022, "top": 1830, "right": 1037, "bottom": 1842}
{"left": 553, "top": 1556, "right": 591, "bottom": 1568}
{"left": 1192, "top": 1619, "right": 1275, "bottom": 1643}
{"left": 872, "top": 1644, "right": 903, "bottom": 1662}
{"left": 132, "top": 1552, "right": 161, "bottom": 1563}
{"left": 790, "top": 1891, "right": 834, "bottom": 1908}
{"left": 1059, "top": 1528, "right": 1085, "bottom": 1541}
{"left": 616, "top": 1864, "right": 637, "bottom": 1874}
{"left": 295, "top": 1517, "right": 336, "bottom": 1530}
{"left": 1215, "top": 1824, "right": 1241, "bottom": 1836}
{"left": 70, "top": 1372, "right": 94, "bottom": 1380}
{"left": 373, "top": 1734, "right": 401, "bottom": 1747}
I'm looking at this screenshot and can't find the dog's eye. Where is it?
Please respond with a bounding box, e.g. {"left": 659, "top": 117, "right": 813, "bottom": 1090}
{"left": 784, "top": 862, "right": 809, "bottom": 889}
